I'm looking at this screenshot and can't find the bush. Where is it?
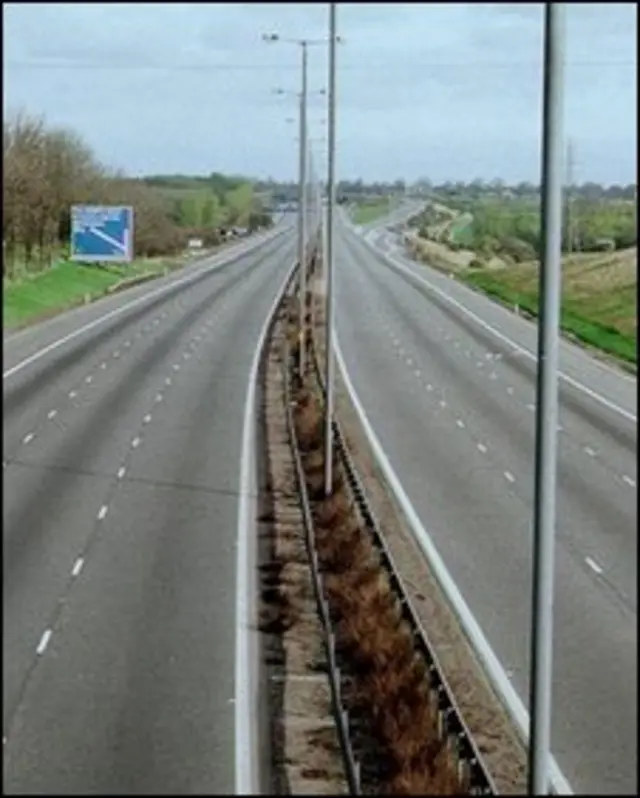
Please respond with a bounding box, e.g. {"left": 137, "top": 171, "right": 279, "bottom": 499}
{"left": 247, "top": 210, "right": 272, "bottom": 232}
{"left": 501, "top": 236, "right": 536, "bottom": 263}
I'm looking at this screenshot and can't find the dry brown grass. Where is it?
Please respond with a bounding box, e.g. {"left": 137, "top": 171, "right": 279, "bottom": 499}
{"left": 291, "top": 378, "right": 468, "bottom": 795}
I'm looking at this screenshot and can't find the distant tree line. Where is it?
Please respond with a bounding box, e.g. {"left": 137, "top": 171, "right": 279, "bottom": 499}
{"left": 3, "top": 111, "right": 271, "bottom": 279}
{"left": 253, "top": 175, "right": 636, "bottom": 206}
{"left": 429, "top": 178, "right": 636, "bottom": 202}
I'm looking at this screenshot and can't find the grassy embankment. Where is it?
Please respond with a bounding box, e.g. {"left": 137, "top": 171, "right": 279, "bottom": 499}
{"left": 3, "top": 254, "right": 190, "bottom": 331}
{"left": 407, "top": 197, "right": 637, "bottom": 365}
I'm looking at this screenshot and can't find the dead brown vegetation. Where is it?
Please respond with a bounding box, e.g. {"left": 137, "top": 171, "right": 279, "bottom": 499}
{"left": 289, "top": 350, "right": 469, "bottom": 795}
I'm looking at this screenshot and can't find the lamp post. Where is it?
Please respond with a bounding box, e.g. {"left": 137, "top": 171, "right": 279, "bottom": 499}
{"left": 324, "top": 2, "right": 338, "bottom": 496}
{"left": 527, "top": 3, "right": 567, "bottom": 794}
{"left": 263, "top": 32, "right": 335, "bottom": 375}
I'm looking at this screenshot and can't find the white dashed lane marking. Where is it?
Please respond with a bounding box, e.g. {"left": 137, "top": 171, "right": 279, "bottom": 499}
{"left": 71, "top": 558, "right": 84, "bottom": 577}
{"left": 100, "top": 362, "right": 107, "bottom": 369}
{"left": 165, "top": 377, "right": 172, "bottom": 386}
{"left": 85, "top": 376, "right": 93, "bottom": 384}
{"left": 373, "top": 333, "right": 632, "bottom": 496}
{"left": 155, "top": 393, "right": 163, "bottom": 403}
{"left": 97, "top": 505, "right": 109, "bottom": 521}
{"left": 585, "top": 556, "right": 603, "bottom": 575}
{"left": 113, "top": 351, "right": 120, "bottom": 358}
{"left": 36, "top": 630, "right": 52, "bottom": 656}
{"left": 69, "top": 390, "right": 77, "bottom": 399}
{"left": 143, "top": 414, "right": 152, "bottom": 424}
{"left": 47, "top": 409, "right": 57, "bottom": 420}
{"left": 117, "top": 467, "right": 126, "bottom": 479}
{"left": 23, "top": 433, "right": 34, "bottom": 444}
{"left": 131, "top": 437, "right": 141, "bottom": 449}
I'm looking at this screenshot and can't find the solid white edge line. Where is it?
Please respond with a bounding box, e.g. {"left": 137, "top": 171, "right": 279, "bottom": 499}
{"left": 3, "top": 227, "right": 287, "bottom": 381}
{"left": 356, "top": 232, "right": 637, "bottom": 424}
{"left": 333, "top": 332, "right": 573, "bottom": 795}
{"left": 235, "top": 258, "right": 297, "bottom": 795}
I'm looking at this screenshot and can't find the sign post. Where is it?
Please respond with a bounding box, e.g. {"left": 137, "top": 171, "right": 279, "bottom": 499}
{"left": 70, "top": 205, "right": 134, "bottom": 263}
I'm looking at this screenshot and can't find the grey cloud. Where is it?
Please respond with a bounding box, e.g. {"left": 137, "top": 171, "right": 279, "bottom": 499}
{"left": 3, "top": 2, "right": 636, "bottom": 184}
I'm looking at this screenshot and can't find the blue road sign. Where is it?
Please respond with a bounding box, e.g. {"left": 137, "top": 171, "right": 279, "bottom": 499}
{"left": 70, "top": 205, "right": 134, "bottom": 263}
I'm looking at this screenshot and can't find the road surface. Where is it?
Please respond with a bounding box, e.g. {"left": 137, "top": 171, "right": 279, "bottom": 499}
{"left": 334, "top": 216, "right": 636, "bottom": 795}
{"left": 3, "top": 226, "right": 295, "bottom": 794}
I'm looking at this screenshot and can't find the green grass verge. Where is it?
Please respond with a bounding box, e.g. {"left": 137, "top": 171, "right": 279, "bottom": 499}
{"left": 352, "top": 199, "right": 392, "bottom": 226}
{"left": 3, "top": 257, "right": 181, "bottom": 330}
{"left": 463, "top": 270, "right": 637, "bottom": 364}
{"left": 449, "top": 215, "right": 474, "bottom": 246}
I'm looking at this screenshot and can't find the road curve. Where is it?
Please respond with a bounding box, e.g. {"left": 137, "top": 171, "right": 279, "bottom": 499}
{"left": 334, "top": 218, "right": 636, "bottom": 795}
{"left": 3, "top": 227, "right": 295, "bottom": 794}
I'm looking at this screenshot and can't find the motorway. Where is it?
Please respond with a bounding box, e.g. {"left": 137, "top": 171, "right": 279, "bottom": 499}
{"left": 3, "top": 223, "right": 295, "bottom": 794}
{"left": 335, "top": 213, "right": 637, "bottom": 795}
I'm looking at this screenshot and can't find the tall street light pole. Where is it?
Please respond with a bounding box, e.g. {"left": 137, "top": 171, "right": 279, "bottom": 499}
{"left": 324, "top": 1, "right": 337, "bottom": 496}
{"left": 527, "top": 3, "right": 566, "bottom": 795}
{"left": 298, "top": 42, "right": 309, "bottom": 375}
{"left": 263, "top": 33, "right": 333, "bottom": 376}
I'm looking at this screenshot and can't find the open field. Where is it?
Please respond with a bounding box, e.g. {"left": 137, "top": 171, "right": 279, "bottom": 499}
{"left": 351, "top": 197, "right": 394, "bottom": 226}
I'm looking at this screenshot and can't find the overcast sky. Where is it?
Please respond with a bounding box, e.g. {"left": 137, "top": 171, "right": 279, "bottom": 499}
{"left": 3, "top": 2, "right": 637, "bottom": 184}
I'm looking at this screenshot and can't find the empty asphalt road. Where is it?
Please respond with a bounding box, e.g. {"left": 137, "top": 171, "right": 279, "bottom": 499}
{"left": 3, "top": 225, "right": 295, "bottom": 794}
{"left": 335, "top": 216, "right": 636, "bottom": 795}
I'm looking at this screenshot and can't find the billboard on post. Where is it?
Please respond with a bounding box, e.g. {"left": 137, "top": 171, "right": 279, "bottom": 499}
{"left": 70, "top": 205, "right": 134, "bottom": 263}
